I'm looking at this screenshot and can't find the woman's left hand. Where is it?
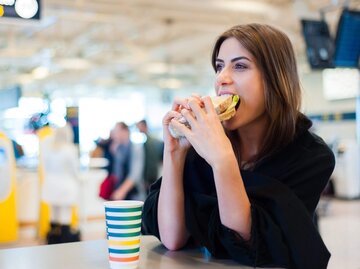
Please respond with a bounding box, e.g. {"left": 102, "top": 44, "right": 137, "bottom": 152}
{"left": 170, "top": 96, "right": 234, "bottom": 167}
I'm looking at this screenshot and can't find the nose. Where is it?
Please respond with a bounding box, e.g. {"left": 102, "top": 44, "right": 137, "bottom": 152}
{"left": 215, "top": 66, "right": 233, "bottom": 87}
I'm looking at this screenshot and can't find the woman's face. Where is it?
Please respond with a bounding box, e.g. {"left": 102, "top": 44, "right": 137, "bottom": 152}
{"left": 214, "top": 37, "right": 268, "bottom": 131}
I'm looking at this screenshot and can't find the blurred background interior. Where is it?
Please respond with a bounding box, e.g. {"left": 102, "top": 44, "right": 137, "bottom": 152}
{"left": 0, "top": 0, "right": 359, "bottom": 269}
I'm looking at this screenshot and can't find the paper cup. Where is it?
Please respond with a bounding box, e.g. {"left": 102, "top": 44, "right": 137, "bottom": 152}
{"left": 104, "top": 200, "right": 144, "bottom": 269}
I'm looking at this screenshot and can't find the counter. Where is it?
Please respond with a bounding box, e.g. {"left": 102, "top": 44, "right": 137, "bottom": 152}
{"left": 0, "top": 235, "right": 270, "bottom": 269}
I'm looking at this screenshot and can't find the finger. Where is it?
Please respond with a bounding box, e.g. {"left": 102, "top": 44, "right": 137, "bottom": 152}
{"left": 172, "top": 97, "right": 190, "bottom": 110}
{"left": 180, "top": 108, "right": 196, "bottom": 128}
{"left": 170, "top": 118, "right": 192, "bottom": 139}
{"left": 202, "top": 96, "right": 216, "bottom": 115}
{"left": 188, "top": 98, "right": 206, "bottom": 120}
{"left": 190, "top": 93, "right": 202, "bottom": 104}
{"left": 163, "top": 110, "right": 182, "bottom": 125}
{"left": 189, "top": 95, "right": 204, "bottom": 108}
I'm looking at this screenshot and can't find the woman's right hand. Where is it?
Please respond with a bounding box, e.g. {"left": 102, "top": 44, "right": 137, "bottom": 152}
{"left": 160, "top": 98, "right": 194, "bottom": 250}
{"left": 162, "top": 97, "right": 196, "bottom": 154}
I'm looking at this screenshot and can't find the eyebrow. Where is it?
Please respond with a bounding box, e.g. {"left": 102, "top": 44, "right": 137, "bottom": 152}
{"left": 216, "top": 56, "right": 251, "bottom": 63}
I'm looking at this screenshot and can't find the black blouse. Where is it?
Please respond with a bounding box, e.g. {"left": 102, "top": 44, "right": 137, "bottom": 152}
{"left": 142, "top": 117, "right": 335, "bottom": 269}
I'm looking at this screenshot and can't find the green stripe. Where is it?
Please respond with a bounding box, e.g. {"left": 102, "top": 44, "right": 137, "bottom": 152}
{"left": 107, "top": 231, "right": 141, "bottom": 237}
{"left": 109, "top": 247, "right": 140, "bottom": 254}
{"left": 105, "top": 206, "right": 142, "bottom": 213}
{"left": 107, "top": 223, "right": 141, "bottom": 229}
{"left": 106, "top": 215, "right": 142, "bottom": 221}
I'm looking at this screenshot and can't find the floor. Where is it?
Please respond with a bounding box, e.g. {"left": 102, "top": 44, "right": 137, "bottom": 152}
{"left": 318, "top": 198, "right": 360, "bottom": 269}
{"left": 1, "top": 198, "right": 360, "bottom": 269}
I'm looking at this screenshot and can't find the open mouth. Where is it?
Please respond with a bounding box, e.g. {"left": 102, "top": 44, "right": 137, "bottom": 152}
{"left": 235, "top": 99, "right": 240, "bottom": 110}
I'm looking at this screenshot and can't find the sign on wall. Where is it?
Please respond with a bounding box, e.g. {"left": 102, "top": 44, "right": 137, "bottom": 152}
{"left": 0, "top": 0, "right": 40, "bottom": 20}
{"left": 323, "top": 68, "right": 360, "bottom": 100}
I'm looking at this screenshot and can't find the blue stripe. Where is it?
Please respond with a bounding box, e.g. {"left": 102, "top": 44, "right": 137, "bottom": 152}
{"left": 308, "top": 112, "right": 356, "bottom": 121}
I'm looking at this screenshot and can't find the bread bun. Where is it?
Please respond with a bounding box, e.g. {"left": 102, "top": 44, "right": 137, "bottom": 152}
{"left": 169, "top": 95, "right": 239, "bottom": 139}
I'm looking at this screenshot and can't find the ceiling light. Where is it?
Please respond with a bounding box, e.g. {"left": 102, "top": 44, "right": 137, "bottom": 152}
{"left": 32, "top": 66, "right": 49, "bottom": 79}
{"left": 212, "top": 0, "right": 278, "bottom": 15}
{"left": 145, "top": 62, "right": 169, "bottom": 74}
{"left": 57, "top": 58, "right": 93, "bottom": 70}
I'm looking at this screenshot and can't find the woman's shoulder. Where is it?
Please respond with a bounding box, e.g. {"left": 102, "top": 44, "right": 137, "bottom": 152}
{"left": 297, "top": 129, "right": 335, "bottom": 162}
{"left": 256, "top": 119, "right": 335, "bottom": 178}
{"left": 291, "top": 114, "right": 334, "bottom": 161}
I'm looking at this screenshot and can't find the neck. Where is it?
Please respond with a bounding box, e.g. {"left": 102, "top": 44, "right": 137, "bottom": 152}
{"left": 236, "top": 114, "right": 270, "bottom": 162}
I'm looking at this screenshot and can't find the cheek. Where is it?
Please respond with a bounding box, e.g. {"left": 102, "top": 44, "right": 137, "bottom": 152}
{"left": 214, "top": 81, "right": 219, "bottom": 94}
{"left": 214, "top": 83, "right": 219, "bottom": 95}
{"left": 251, "top": 92, "right": 266, "bottom": 115}
{"left": 239, "top": 89, "right": 265, "bottom": 113}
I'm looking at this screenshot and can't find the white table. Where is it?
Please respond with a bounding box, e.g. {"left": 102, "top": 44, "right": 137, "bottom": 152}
{"left": 0, "top": 236, "right": 262, "bottom": 269}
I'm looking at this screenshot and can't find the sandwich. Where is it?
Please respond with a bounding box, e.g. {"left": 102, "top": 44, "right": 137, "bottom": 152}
{"left": 169, "top": 94, "right": 240, "bottom": 139}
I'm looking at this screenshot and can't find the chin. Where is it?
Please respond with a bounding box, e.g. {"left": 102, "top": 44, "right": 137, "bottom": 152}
{"left": 222, "top": 118, "right": 238, "bottom": 131}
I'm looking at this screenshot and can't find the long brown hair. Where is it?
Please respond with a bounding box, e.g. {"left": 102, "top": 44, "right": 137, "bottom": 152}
{"left": 211, "top": 23, "right": 302, "bottom": 164}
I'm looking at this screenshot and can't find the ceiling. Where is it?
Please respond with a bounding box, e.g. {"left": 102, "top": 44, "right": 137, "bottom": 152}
{"left": 0, "top": 0, "right": 359, "bottom": 98}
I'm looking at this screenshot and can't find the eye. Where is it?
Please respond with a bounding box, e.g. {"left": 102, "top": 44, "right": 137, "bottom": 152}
{"left": 215, "top": 63, "right": 224, "bottom": 73}
{"left": 234, "top": 63, "right": 247, "bottom": 70}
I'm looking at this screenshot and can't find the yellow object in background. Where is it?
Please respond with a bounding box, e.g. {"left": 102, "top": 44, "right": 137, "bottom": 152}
{"left": 37, "top": 126, "right": 79, "bottom": 239}
{"left": 0, "top": 132, "right": 18, "bottom": 243}
{"left": 37, "top": 126, "right": 53, "bottom": 239}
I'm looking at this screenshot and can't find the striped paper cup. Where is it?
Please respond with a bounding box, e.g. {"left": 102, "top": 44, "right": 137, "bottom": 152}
{"left": 104, "top": 200, "right": 144, "bottom": 269}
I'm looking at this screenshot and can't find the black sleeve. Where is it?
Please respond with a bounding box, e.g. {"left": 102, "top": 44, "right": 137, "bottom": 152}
{"left": 184, "top": 172, "right": 331, "bottom": 269}
{"left": 285, "top": 136, "right": 336, "bottom": 215}
{"left": 141, "top": 178, "right": 161, "bottom": 239}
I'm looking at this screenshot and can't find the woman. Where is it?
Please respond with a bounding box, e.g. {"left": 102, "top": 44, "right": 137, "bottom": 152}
{"left": 142, "top": 24, "right": 335, "bottom": 269}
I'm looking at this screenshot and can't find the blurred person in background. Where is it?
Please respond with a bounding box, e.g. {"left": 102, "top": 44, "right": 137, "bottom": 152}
{"left": 136, "top": 119, "right": 163, "bottom": 193}
{"left": 110, "top": 122, "right": 145, "bottom": 200}
{"left": 41, "top": 124, "right": 81, "bottom": 244}
{"left": 92, "top": 130, "right": 114, "bottom": 174}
